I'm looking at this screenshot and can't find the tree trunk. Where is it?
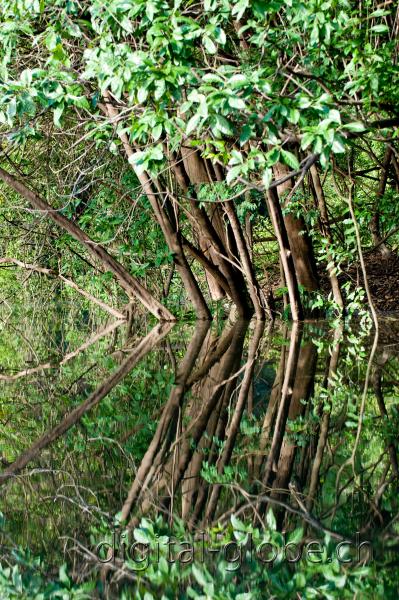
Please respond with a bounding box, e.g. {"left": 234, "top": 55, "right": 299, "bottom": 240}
{"left": 223, "top": 201, "right": 265, "bottom": 320}
{"left": 103, "top": 96, "right": 211, "bottom": 320}
{"left": 119, "top": 320, "right": 210, "bottom": 523}
{"left": 274, "top": 162, "right": 320, "bottom": 292}
{"left": 270, "top": 341, "right": 318, "bottom": 503}
{"left": 205, "top": 320, "right": 265, "bottom": 519}
{"left": 171, "top": 156, "right": 254, "bottom": 317}
{"left": 261, "top": 323, "right": 302, "bottom": 488}
{"left": 306, "top": 325, "right": 342, "bottom": 511}
{"left": 266, "top": 187, "right": 303, "bottom": 320}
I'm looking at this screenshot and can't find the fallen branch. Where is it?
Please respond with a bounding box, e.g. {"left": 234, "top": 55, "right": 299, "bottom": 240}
{"left": 0, "top": 257, "right": 126, "bottom": 320}
{"left": 0, "top": 166, "right": 175, "bottom": 321}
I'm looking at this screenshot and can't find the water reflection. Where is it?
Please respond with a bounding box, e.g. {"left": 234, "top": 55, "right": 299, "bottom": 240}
{"left": 1, "top": 308, "right": 399, "bottom": 578}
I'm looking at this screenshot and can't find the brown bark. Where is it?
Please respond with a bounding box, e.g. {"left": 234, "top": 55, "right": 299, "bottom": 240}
{"left": 181, "top": 328, "right": 227, "bottom": 520}
{"left": 0, "top": 166, "right": 174, "bottom": 321}
{"left": 180, "top": 146, "right": 210, "bottom": 184}
{"left": 274, "top": 162, "right": 320, "bottom": 292}
{"left": 171, "top": 155, "right": 253, "bottom": 317}
{"left": 186, "top": 312, "right": 237, "bottom": 387}
{"left": 182, "top": 237, "right": 231, "bottom": 296}
{"left": 254, "top": 326, "right": 288, "bottom": 478}
{"left": 306, "top": 325, "right": 342, "bottom": 511}
{"left": 103, "top": 96, "right": 211, "bottom": 320}
{"left": 205, "top": 320, "right": 265, "bottom": 519}
{"left": 223, "top": 201, "right": 265, "bottom": 320}
{"left": 168, "top": 320, "right": 248, "bottom": 501}
{"left": 266, "top": 187, "right": 303, "bottom": 320}
{"left": 119, "top": 320, "right": 210, "bottom": 522}
{"left": 270, "top": 341, "right": 318, "bottom": 501}
{"left": 198, "top": 235, "right": 226, "bottom": 301}
{"left": 189, "top": 199, "right": 252, "bottom": 316}
{"left": 138, "top": 320, "right": 247, "bottom": 525}
{"left": 261, "top": 323, "right": 302, "bottom": 488}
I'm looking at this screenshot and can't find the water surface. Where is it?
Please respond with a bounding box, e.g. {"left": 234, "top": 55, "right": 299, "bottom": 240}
{"left": 1, "top": 290, "right": 399, "bottom": 585}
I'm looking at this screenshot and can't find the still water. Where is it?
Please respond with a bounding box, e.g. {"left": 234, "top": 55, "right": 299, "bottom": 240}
{"left": 1, "top": 289, "right": 399, "bottom": 592}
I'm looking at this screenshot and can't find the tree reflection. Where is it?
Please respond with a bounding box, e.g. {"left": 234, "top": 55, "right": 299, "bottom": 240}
{"left": 1, "top": 310, "right": 399, "bottom": 581}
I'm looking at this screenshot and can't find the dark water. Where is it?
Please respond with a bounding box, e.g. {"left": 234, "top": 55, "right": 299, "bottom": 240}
{"left": 1, "top": 293, "right": 399, "bottom": 583}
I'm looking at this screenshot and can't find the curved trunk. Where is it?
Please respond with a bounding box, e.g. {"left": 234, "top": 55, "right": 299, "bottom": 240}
{"left": 172, "top": 153, "right": 254, "bottom": 317}
{"left": 103, "top": 97, "right": 211, "bottom": 320}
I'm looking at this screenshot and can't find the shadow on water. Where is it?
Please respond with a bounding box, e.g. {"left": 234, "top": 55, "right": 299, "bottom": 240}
{"left": 1, "top": 303, "right": 399, "bottom": 590}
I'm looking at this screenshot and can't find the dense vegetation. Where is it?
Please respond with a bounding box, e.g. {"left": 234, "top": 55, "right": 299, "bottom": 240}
{"left": 0, "top": 0, "right": 398, "bottom": 320}
{"left": 1, "top": 0, "right": 399, "bottom": 598}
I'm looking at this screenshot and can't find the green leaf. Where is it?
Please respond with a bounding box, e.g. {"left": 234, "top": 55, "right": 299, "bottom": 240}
{"left": 59, "top": 564, "right": 70, "bottom": 587}
{"left": 53, "top": 103, "right": 64, "bottom": 127}
{"left": 214, "top": 114, "right": 233, "bottom": 135}
{"left": 226, "top": 165, "right": 241, "bottom": 184}
{"left": 229, "top": 74, "right": 248, "bottom": 87}
{"left": 343, "top": 121, "right": 365, "bottom": 133}
{"left": 228, "top": 96, "right": 246, "bottom": 109}
{"left": 128, "top": 151, "right": 147, "bottom": 174}
{"left": 371, "top": 24, "right": 389, "bottom": 33}
{"left": 180, "top": 100, "right": 193, "bottom": 114}
{"left": 370, "top": 9, "right": 390, "bottom": 17}
{"left": 137, "top": 87, "right": 149, "bottom": 103}
{"left": 154, "top": 79, "right": 166, "bottom": 101}
{"left": 186, "top": 113, "right": 201, "bottom": 135}
{"left": 198, "top": 98, "right": 208, "bottom": 118}
{"left": 192, "top": 564, "right": 209, "bottom": 588}
{"left": 72, "top": 95, "right": 90, "bottom": 110}
{"left": 288, "top": 108, "right": 300, "bottom": 124}
{"left": 281, "top": 149, "right": 299, "bottom": 170}
{"left": 301, "top": 132, "right": 314, "bottom": 150}
{"left": 151, "top": 144, "right": 163, "bottom": 161}
{"left": 202, "top": 73, "right": 223, "bottom": 83}
{"left": 331, "top": 136, "right": 345, "bottom": 153}
{"left": 262, "top": 167, "right": 273, "bottom": 189}
{"left": 295, "top": 572, "right": 306, "bottom": 588}
{"left": 152, "top": 123, "right": 162, "bottom": 141}
{"left": 7, "top": 98, "right": 17, "bottom": 120}
{"left": 231, "top": 514, "right": 246, "bottom": 531}
{"left": 20, "top": 69, "right": 32, "bottom": 86}
{"left": 214, "top": 27, "right": 226, "bottom": 44}
{"left": 288, "top": 527, "right": 304, "bottom": 544}
{"left": 232, "top": 0, "right": 249, "bottom": 20}
{"left": 266, "top": 508, "right": 276, "bottom": 531}
{"left": 239, "top": 124, "right": 252, "bottom": 145}
{"left": 134, "top": 528, "right": 151, "bottom": 544}
{"left": 328, "top": 109, "right": 341, "bottom": 124}
{"left": 146, "top": 2, "right": 156, "bottom": 21}
{"left": 203, "top": 36, "right": 217, "bottom": 54}
{"left": 266, "top": 147, "right": 280, "bottom": 165}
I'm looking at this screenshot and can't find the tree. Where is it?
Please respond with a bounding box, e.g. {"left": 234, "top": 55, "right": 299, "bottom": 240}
{"left": 1, "top": 0, "right": 398, "bottom": 319}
